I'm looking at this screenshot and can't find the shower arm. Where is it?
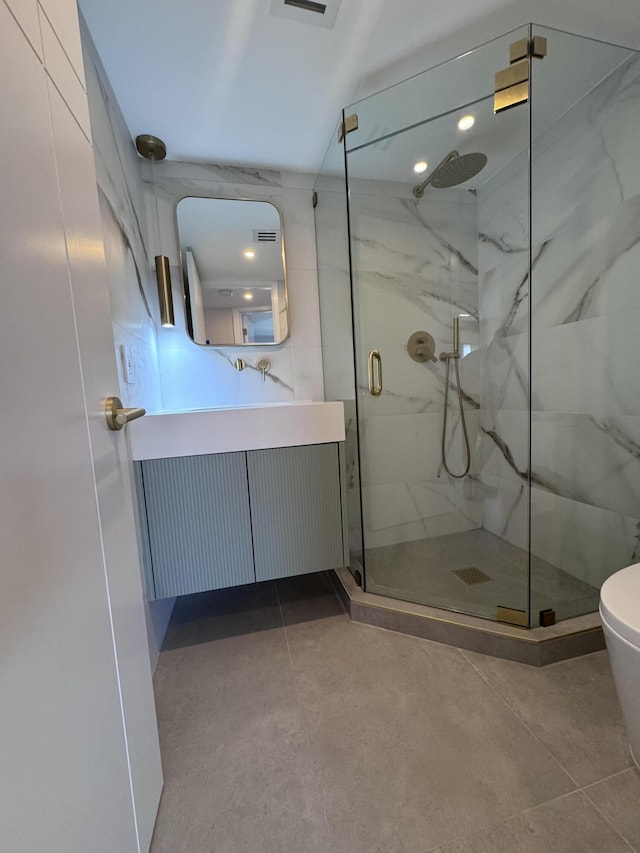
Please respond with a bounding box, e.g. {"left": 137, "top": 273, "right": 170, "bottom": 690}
{"left": 413, "top": 151, "right": 459, "bottom": 198}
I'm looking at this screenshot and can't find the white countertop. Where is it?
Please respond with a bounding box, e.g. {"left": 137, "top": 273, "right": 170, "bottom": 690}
{"left": 128, "top": 401, "right": 345, "bottom": 460}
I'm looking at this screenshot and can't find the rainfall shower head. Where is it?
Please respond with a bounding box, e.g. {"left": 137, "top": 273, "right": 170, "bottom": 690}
{"left": 413, "top": 150, "right": 487, "bottom": 197}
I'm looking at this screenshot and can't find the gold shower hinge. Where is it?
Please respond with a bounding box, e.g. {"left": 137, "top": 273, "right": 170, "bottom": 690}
{"left": 494, "top": 36, "right": 547, "bottom": 113}
{"left": 338, "top": 113, "right": 359, "bottom": 142}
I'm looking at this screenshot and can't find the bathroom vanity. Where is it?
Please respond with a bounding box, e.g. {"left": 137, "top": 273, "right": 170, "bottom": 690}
{"left": 130, "top": 402, "right": 346, "bottom": 599}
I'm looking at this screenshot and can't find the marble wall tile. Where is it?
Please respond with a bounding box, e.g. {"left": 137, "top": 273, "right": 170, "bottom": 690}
{"left": 476, "top": 49, "right": 640, "bottom": 599}
{"left": 481, "top": 331, "right": 529, "bottom": 414}
{"left": 531, "top": 309, "right": 640, "bottom": 417}
{"left": 480, "top": 409, "right": 529, "bottom": 487}
{"left": 481, "top": 474, "right": 529, "bottom": 552}
{"left": 531, "top": 488, "right": 640, "bottom": 589}
{"left": 531, "top": 412, "right": 640, "bottom": 519}
{"left": 148, "top": 163, "right": 324, "bottom": 410}
{"left": 288, "top": 268, "right": 322, "bottom": 349}
{"left": 158, "top": 341, "right": 295, "bottom": 412}
{"left": 82, "top": 22, "right": 162, "bottom": 413}
{"left": 291, "top": 346, "right": 325, "bottom": 401}
{"left": 111, "top": 323, "right": 161, "bottom": 411}
{"left": 531, "top": 194, "right": 640, "bottom": 332}
{"left": 360, "top": 412, "right": 446, "bottom": 487}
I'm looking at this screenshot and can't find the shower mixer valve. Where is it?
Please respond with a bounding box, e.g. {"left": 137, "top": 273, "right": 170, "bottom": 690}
{"left": 407, "top": 331, "right": 437, "bottom": 363}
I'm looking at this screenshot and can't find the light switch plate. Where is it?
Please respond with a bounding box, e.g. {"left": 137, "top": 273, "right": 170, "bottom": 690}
{"left": 120, "top": 344, "right": 136, "bottom": 384}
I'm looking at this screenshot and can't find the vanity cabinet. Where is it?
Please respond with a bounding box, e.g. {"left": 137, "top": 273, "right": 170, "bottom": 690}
{"left": 135, "top": 443, "right": 344, "bottom": 600}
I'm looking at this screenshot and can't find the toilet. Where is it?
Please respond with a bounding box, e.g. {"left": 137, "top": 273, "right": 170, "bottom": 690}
{"left": 600, "top": 563, "right": 640, "bottom": 768}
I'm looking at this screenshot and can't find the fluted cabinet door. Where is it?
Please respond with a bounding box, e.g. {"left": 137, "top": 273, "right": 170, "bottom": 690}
{"left": 247, "top": 444, "right": 344, "bottom": 581}
{"left": 141, "top": 453, "right": 255, "bottom": 598}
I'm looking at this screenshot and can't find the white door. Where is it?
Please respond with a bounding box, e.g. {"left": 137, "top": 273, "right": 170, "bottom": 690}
{"left": 0, "top": 2, "right": 162, "bottom": 852}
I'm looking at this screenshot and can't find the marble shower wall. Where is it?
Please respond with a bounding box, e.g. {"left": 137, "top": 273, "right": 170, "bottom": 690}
{"left": 347, "top": 178, "right": 483, "bottom": 549}
{"left": 146, "top": 160, "right": 324, "bottom": 410}
{"left": 478, "top": 49, "right": 640, "bottom": 590}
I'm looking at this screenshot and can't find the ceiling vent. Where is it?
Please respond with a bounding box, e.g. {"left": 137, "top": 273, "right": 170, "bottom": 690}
{"left": 284, "top": 0, "right": 326, "bottom": 13}
{"left": 253, "top": 229, "right": 280, "bottom": 243}
{"left": 270, "top": 0, "right": 341, "bottom": 29}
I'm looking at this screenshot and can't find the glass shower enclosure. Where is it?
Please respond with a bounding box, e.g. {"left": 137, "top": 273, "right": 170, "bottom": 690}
{"left": 315, "top": 25, "right": 640, "bottom": 628}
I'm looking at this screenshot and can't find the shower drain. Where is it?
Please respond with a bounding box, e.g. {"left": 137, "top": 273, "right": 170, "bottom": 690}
{"left": 453, "top": 567, "right": 492, "bottom": 586}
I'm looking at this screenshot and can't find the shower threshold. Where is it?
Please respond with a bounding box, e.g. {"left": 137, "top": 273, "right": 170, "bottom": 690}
{"left": 330, "top": 566, "right": 604, "bottom": 667}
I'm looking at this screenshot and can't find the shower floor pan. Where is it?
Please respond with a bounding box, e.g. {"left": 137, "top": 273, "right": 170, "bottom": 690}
{"left": 365, "top": 529, "right": 599, "bottom": 624}
{"left": 331, "top": 533, "right": 604, "bottom": 666}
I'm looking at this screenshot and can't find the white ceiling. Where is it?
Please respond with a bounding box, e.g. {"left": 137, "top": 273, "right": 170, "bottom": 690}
{"left": 78, "top": 0, "right": 640, "bottom": 175}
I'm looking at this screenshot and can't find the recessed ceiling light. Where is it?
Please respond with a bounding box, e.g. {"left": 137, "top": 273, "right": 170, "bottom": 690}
{"left": 243, "top": 292, "right": 253, "bottom": 300}
{"left": 413, "top": 160, "right": 428, "bottom": 174}
{"left": 243, "top": 249, "right": 256, "bottom": 259}
{"left": 458, "top": 115, "right": 475, "bottom": 131}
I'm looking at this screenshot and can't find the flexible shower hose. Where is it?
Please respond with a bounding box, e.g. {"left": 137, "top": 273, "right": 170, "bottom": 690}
{"left": 441, "top": 356, "right": 471, "bottom": 478}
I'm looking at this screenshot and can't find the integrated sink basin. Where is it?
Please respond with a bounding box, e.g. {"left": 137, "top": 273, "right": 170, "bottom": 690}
{"left": 128, "top": 401, "right": 345, "bottom": 460}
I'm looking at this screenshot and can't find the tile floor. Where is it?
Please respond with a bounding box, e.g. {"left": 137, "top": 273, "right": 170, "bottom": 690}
{"left": 150, "top": 572, "right": 639, "bottom": 853}
{"left": 366, "top": 529, "right": 599, "bottom": 623}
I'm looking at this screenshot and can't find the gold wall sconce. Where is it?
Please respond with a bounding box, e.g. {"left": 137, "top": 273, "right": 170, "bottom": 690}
{"left": 135, "top": 134, "right": 175, "bottom": 327}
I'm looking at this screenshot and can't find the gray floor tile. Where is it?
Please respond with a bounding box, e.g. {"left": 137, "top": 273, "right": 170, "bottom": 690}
{"left": 430, "top": 791, "right": 632, "bottom": 853}
{"left": 150, "top": 576, "right": 631, "bottom": 853}
{"left": 154, "top": 627, "right": 294, "bottom": 778}
{"left": 285, "top": 615, "right": 575, "bottom": 852}
{"left": 585, "top": 768, "right": 640, "bottom": 852}
{"left": 152, "top": 585, "right": 335, "bottom": 853}
{"left": 276, "top": 572, "right": 345, "bottom": 626}
{"left": 150, "top": 706, "right": 333, "bottom": 853}
{"left": 462, "top": 649, "right": 633, "bottom": 786}
{"left": 163, "top": 581, "right": 282, "bottom": 649}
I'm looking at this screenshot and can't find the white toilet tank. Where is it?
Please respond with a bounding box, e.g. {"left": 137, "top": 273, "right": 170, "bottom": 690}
{"left": 600, "top": 563, "right": 640, "bottom": 768}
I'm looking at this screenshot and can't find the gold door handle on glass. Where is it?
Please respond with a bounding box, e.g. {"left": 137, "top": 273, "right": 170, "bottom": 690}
{"left": 368, "top": 349, "right": 382, "bottom": 397}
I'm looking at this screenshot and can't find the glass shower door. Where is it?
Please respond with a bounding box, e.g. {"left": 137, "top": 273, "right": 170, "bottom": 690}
{"left": 343, "top": 29, "right": 533, "bottom": 623}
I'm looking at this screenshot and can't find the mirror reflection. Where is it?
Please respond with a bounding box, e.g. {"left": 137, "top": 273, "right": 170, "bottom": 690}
{"left": 177, "top": 197, "right": 288, "bottom": 346}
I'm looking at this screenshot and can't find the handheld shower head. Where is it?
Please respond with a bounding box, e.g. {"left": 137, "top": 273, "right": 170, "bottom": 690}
{"left": 413, "top": 150, "right": 487, "bottom": 197}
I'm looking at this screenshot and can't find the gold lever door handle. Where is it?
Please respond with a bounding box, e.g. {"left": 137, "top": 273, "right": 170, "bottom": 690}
{"left": 105, "top": 396, "right": 146, "bottom": 431}
{"left": 368, "top": 349, "right": 382, "bottom": 397}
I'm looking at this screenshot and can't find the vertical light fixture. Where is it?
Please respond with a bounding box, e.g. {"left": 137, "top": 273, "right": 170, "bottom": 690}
{"left": 135, "top": 134, "right": 175, "bottom": 327}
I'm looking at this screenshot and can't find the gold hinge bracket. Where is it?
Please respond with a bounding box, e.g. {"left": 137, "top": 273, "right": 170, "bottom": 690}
{"left": 338, "top": 113, "right": 359, "bottom": 142}
{"left": 494, "top": 37, "right": 547, "bottom": 113}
